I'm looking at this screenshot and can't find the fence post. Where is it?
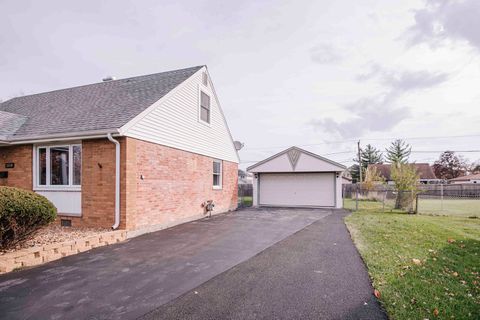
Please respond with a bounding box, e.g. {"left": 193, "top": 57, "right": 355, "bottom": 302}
{"left": 382, "top": 190, "right": 385, "bottom": 213}
{"left": 415, "top": 193, "right": 418, "bottom": 214}
{"left": 440, "top": 184, "right": 444, "bottom": 212}
{"left": 355, "top": 185, "right": 359, "bottom": 211}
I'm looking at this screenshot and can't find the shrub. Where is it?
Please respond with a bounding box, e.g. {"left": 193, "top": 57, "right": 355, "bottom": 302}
{"left": 0, "top": 186, "right": 57, "bottom": 249}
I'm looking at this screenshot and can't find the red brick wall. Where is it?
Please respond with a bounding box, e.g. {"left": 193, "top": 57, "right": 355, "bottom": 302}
{"left": 1, "top": 138, "right": 238, "bottom": 231}
{"left": 75, "top": 138, "right": 119, "bottom": 228}
{"left": 121, "top": 137, "right": 137, "bottom": 230}
{"left": 0, "top": 145, "right": 33, "bottom": 190}
{"left": 132, "top": 138, "right": 238, "bottom": 230}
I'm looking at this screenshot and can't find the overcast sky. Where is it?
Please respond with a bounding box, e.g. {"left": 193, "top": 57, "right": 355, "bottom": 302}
{"left": 1, "top": 0, "right": 479, "bottom": 169}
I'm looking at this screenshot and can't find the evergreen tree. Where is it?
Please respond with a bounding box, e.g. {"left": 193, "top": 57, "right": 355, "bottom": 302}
{"left": 349, "top": 164, "right": 361, "bottom": 183}
{"left": 385, "top": 139, "right": 411, "bottom": 164}
{"left": 361, "top": 144, "right": 383, "bottom": 169}
{"left": 351, "top": 144, "right": 383, "bottom": 182}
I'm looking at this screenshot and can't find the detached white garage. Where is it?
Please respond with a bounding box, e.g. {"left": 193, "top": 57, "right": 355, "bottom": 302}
{"left": 247, "top": 147, "right": 346, "bottom": 209}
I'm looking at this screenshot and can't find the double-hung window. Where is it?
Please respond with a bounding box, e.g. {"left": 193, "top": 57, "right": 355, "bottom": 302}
{"left": 200, "top": 91, "right": 211, "bottom": 124}
{"left": 213, "top": 160, "right": 222, "bottom": 189}
{"left": 36, "top": 144, "right": 81, "bottom": 189}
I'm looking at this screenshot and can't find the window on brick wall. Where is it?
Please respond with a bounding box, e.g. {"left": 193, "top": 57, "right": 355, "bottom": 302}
{"left": 35, "top": 144, "right": 81, "bottom": 189}
{"left": 213, "top": 160, "right": 222, "bottom": 189}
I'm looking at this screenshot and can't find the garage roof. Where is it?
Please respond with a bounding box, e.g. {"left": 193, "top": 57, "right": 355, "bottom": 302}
{"left": 247, "top": 146, "right": 346, "bottom": 173}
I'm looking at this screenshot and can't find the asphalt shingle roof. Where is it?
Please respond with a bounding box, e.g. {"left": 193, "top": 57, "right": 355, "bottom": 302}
{"left": 368, "top": 163, "right": 437, "bottom": 180}
{"left": 0, "top": 66, "right": 203, "bottom": 140}
{"left": 449, "top": 173, "right": 480, "bottom": 181}
{"left": 0, "top": 110, "right": 27, "bottom": 137}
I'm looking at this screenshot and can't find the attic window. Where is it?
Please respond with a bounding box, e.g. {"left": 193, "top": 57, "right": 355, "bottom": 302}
{"left": 200, "top": 91, "right": 210, "bottom": 124}
{"left": 202, "top": 72, "right": 208, "bottom": 86}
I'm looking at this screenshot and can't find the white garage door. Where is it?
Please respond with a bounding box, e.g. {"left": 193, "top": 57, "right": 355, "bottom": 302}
{"left": 259, "top": 173, "right": 335, "bottom": 207}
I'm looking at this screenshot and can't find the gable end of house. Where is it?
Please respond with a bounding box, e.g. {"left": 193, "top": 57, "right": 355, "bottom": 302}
{"left": 122, "top": 66, "right": 239, "bottom": 163}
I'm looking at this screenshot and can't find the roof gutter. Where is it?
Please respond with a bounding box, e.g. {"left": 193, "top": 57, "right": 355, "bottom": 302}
{"left": 0, "top": 128, "right": 122, "bottom": 145}
{"left": 107, "top": 133, "right": 121, "bottom": 230}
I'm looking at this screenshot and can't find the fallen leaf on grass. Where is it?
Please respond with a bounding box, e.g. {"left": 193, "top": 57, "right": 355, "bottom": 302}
{"left": 452, "top": 272, "right": 459, "bottom": 277}
{"left": 447, "top": 238, "right": 456, "bottom": 243}
{"left": 412, "top": 258, "right": 422, "bottom": 265}
{"left": 374, "top": 289, "right": 381, "bottom": 299}
{"left": 433, "top": 308, "right": 439, "bottom": 317}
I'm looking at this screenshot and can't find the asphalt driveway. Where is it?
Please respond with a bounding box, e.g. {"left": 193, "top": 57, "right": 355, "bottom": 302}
{"left": 0, "top": 208, "right": 331, "bottom": 320}
{"left": 141, "top": 210, "right": 387, "bottom": 320}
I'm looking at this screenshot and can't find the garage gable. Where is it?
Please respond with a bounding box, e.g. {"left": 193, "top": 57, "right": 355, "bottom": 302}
{"left": 247, "top": 146, "right": 346, "bottom": 173}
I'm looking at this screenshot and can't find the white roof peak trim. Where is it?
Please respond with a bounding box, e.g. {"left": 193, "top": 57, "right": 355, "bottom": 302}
{"left": 202, "top": 66, "right": 240, "bottom": 163}
{"left": 247, "top": 146, "right": 347, "bottom": 172}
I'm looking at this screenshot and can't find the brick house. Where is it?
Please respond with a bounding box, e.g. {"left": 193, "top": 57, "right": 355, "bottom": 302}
{"left": 0, "top": 66, "right": 239, "bottom": 235}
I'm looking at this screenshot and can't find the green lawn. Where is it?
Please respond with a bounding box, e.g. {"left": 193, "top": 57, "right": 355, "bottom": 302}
{"left": 345, "top": 201, "right": 480, "bottom": 319}
{"left": 418, "top": 198, "right": 480, "bottom": 217}
{"left": 239, "top": 196, "right": 252, "bottom": 206}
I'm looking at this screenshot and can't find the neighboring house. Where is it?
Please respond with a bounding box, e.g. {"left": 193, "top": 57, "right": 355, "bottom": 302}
{"left": 367, "top": 163, "right": 439, "bottom": 184}
{"left": 342, "top": 171, "right": 352, "bottom": 184}
{"left": 247, "top": 146, "right": 346, "bottom": 208}
{"left": 0, "top": 66, "right": 239, "bottom": 235}
{"left": 449, "top": 173, "right": 480, "bottom": 184}
{"left": 238, "top": 169, "right": 253, "bottom": 185}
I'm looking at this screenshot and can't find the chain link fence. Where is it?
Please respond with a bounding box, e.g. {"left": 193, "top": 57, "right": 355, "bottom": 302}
{"left": 343, "top": 185, "right": 414, "bottom": 213}
{"left": 343, "top": 184, "right": 480, "bottom": 217}
{"left": 417, "top": 194, "right": 479, "bottom": 217}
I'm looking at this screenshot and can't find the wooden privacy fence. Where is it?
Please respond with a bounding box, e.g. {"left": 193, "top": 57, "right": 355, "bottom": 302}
{"left": 238, "top": 184, "right": 253, "bottom": 197}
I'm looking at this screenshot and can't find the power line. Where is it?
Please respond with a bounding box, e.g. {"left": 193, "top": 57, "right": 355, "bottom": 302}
{"left": 239, "top": 150, "right": 480, "bottom": 164}
{"left": 244, "top": 133, "right": 480, "bottom": 151}
{"left": 411, "top": 150, "right": 480, "bottom": 153}
{"left": 363, "top": 134, "right": 480, "bottom": 141}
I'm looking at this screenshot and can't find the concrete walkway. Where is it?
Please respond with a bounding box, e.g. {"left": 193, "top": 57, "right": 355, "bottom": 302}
{"left": 141, "top": 210, "right": 387, "bottom": 320}
{"left": 0, "top": 208, "right": 330, "bottom": 320}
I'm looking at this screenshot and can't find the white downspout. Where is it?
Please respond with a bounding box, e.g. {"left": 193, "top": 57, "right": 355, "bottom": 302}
{"left": 107, "top": 133, "right": 121, "bottom": 229}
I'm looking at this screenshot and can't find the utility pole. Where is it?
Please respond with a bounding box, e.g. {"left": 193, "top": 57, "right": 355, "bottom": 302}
{"left": 357, "top": 140, "right": 362, "bottom": 183}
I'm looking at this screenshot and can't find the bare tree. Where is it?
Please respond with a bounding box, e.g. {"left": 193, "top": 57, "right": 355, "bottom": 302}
{"left": 433, "top": 151, "right": 467, "bottom": 180}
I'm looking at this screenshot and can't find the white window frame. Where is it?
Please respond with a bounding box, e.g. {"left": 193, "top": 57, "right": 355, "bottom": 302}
{"left": 198, "top": 85, "right": 211, "bottom": 127}
{"left": 213, "top": 159, "right": 222, "bottom": 190}
{"left": 33, "top": 143, "right": 82, "bottom": 191}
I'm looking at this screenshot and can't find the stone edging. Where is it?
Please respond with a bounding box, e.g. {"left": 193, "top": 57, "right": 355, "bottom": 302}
{"left": 0, "top": 230, "right": 127, "bottom": 274}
